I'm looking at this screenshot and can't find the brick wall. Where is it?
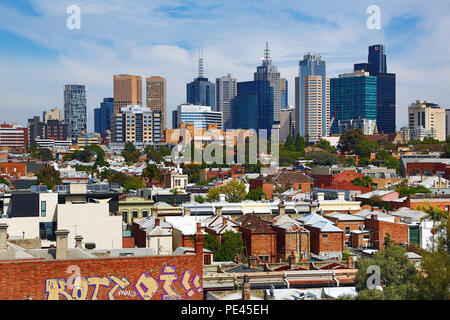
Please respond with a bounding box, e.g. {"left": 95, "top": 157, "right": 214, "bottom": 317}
{"left": 364, "top": 216, "right": 409, "bottom": 249}
{"left": 0, "top": 162, "right": 27, "bottom": 178}
{"left": 306, "top": 227, "right": 343, "bottom": 255}
{"left": 241, "top": 228, "right": 277, "bottom": 263}
{"left": 0, "top": 229, "right": 204, "bottom": 300}
{"left": 122, "top": 237, "right": 135, "bottom": 248}
{"left": 272, "top": 226, "right": 309, "bottom": 261}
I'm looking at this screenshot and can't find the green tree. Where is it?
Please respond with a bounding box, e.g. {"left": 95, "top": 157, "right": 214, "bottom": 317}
{"left": 294, "top": 133, "right": 306, "bottom": 153}
{"left": 214, "top": 231, "right": 244, "bottom": 262}
{"left": 352, "top": 176, "right": 375, "bottom": 188}
{"left": 338, "top": 128, "right": 376, "bottom": 158}
{"left": 245, "top": 187, "right": 267, "bottom": 201}
{"left": 142, "top": 164, "right": 162, "bottom": 182}
{"left": 109, "top": 172, "right": 128, "bottom": 186}
{"left": 203, "top": 234, "right": 220, "bottom": 253}
{"left": 36, "top": 166, "right": 62, "bottom": 189}
{"left": 194, "top": 195, "right": 206, "bottom": 203}
{"left": 311, "top": 150, "right": 339, "bottom": 166}
{"left": 207, "top": 187, "right": 220, "bottom": 202}
{"left": 314, "top": 139, "right": 336, "bottom": 153}
{"left": 121, "top": 142, "right": 140, "bottom": 163}
{"left": 395, "top": 182, "right": 431, "bottom": 198}
{"left": 123, "top": 177, "right": 145, "bottom": 192}
{"left": 38, "top": 148, "right": 53, "bottom": 161}
{"left": 220, "top": 180, "right": 247, "bottom": 203}
{"left": 355, "top": 243, "right": 419, "bottom": 299}
{"left": 284, "top": 134, "right": 295, "bottom": 152}
{"left": 0, "top": 177, "right": 10, "bottom": 186}
{"left": 170, "top": 187, "right": 181, "bottom": 205}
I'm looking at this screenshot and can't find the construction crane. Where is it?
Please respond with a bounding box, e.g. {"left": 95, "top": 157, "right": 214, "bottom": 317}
{"left": 326, "top": 109, "right": 338, "bottom": 137}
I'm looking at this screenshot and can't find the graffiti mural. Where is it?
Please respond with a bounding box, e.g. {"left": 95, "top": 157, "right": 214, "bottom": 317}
{"left": 44, "top": 266, "right": 202, "bottom": 300}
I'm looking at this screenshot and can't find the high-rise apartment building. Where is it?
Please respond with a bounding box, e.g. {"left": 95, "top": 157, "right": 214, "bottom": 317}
{"left": 295, "top": 53, "right": 328, "bottom": 138}
{"left": 64, "top": 84, "right": 87, "bottom": 141}
{"left": 280, "top": 106, "right": 295, "bottom": 142}
{"left": 408, "top": 100, "right": 445, "bottom": 141}
{"left": 43, "top": 108, "right": 63, "bottom": 123}
{"left": 146, "top": 76, "right": 166, "bottom": 133}
{"left": 94, "top": 98, "right": 114, "bottom": 134}
{"left": 330, "top": 70, "right": 377, "bottom": 135}
{"left": 233, "top": 80, "right": 274, "bottom": 135}
{"left": 113, "top": 75, "right": 142, "bottom": 114}
{"left": 110, "top": 105, "right": 161, "bottom": 146}
{"left": 215, "top": 74, "right": 237, "bottom": 130}
{"left": 28, "top": 116, "right": 67, "bottom": 143}
{"left": 186, "top": 57, "right": 215, "bottom": 109}
{"left": 173, "top": 104, "right": 222, "bottom": 130}
{"left": 303, "top": 75, "right": 323, "bottom": 143}
{"left": 254, "top": 43, "right": 281, "bottom": 123}
{"left": 354, "top": 44, "right": 396, "bottom": 133}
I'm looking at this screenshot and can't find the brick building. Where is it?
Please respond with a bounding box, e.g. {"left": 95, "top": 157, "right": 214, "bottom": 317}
{"left": 0, "top": 223, "right": 204, "bottom": 300}
{"left": 0, "top": 124, "right": 28, "bottom": 149}
{"left": 363, "top": 214, "right": 409, "bottom": 250}
{"left": 271, "top": 214, "right": 310, "bottom": 261}
{"left": 238, "top": 214, "right": 277, "bottom": 263}
{"left": 304, "top": 221, "right": 344, "bottom": 259}
{"left": 0, "top": 160, "right": 27, "bottom": 178}
{"left": 313, "top": 170, "right": 365, "bottom": 188}
{"left": 324, "top": 212, "right": 365, "bottom": 247}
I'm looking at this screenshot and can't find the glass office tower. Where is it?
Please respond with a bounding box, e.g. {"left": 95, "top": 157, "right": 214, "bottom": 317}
{"left": 330, "top": 72, "right": 377, "bottom": 134}
{"left": 233, "top": 80, "right": 274, "bottom": 135}
{"left": 94, "top": 98, "right": 114, "bottom": 134}
{"left": 187, "top": 57, "right": 215, "bottom": 109}
{"left": 64, "top": 84, "right": 87, "bottom": 141}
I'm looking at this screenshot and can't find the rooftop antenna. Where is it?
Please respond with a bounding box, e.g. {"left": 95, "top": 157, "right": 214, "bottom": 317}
{"left": 263, "top": 42, "right": 271, "bottom": 65}
{"left": 198, "top": 49, "right": 204, "bottom": 78}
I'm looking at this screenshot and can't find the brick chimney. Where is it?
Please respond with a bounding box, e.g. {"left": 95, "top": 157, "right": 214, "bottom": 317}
{"left": 248, "top": 256, "right": 257, "bottom": 268}
{"left": 394, "top": 217, "right": 401, "bottom": 223}
{"left": 184, "top": 208, "right": 191, "bottom": 216}
{"left": 278, "top": 200, "right": 286, "bottom": 216}
{"left": 272, "top": 194, "right": 279, "bottom": 201}
{"left": 242, "top": 275, "right": 251, "bottom": 300}
{"left": 75, "top": 235, "right": 83, "bottom": 249}
{"left": 55, "top": 230, "right": 70, "bottom": 260}
{"left": 215, "top": 206, "right": 223, "bottom": 216}
{"left": 0, "top": 223, "right": 8, "bottom": 250}
{"left": 288, "top": 254, "right": 295, "bottom": 269}
{"left": 155, "top": 218, "right": 160, "bottom": 227}
{"left": 194, "top": 222, "right": 203, "bottom": 256}
{"left": 372, "top": 214, "right": 378, "bottom": 220}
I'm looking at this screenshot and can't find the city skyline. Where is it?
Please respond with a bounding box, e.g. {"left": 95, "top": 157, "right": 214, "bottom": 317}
{"left": 0, "top": 1, "right": 449, "bottom": 132}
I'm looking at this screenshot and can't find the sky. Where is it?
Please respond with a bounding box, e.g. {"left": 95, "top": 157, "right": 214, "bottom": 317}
{"left": 0, "top": 0, "right": 449, "bottom": 132}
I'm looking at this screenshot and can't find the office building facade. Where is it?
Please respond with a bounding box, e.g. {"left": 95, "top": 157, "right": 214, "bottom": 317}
{"left": 111, "top": 105, "right": 161, "bottom": 146}
{"left": 0, "top": 124, "right": 28, "bottom": 149}
{"left": 233, "top": 80, "right": 274, "bottom": 135}
{"left": 408, "top": 100, "right": 445, "bottom": 141}
{"left": 43, "top": 108, "right": 63, "bottom": 123}
{"left": 295, "top": 53, "right": 329, "bottom": 138}
{"left": 330, "top": 70, "right": 377, "bottom": 134}
{"left": 146, "top": 76, "right": 166, "bottom": 133}
{"left": 64, "top": 84, "right": 87, "bottom": 141}
{"left": 280, "top": 106, "right": 295, "bottom": 142}
{"left": 187, "top": 57, "right": 215, "bottom": 109}
{"left": 215, "top": 74, "right": 237, "bottom": 130}
{"left": 280, "top": 78, "right": 288, "bottom": 110}
{"left": 113, "top": 75, "right": 142, "bottom": 114}
{"left": 354, "top": 44, "right": 396, "bottom": 134}
{"left": 173, "top": 104, "right": 222, "bottom": 130}
{"left": 254, "top": 43, "right": 281, "bottom": 123}
{"left": 94, "top": 98, "right": 114, "bottom": 134}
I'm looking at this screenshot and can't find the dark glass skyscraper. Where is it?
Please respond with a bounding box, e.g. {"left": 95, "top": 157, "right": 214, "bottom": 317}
{"left": 186, "top": 57, "right": 215, "bottom": 109}
{"left": 354, "top": 44, "right": 395, "bottom": 133}
{"left": 94, "top": 98, "right": 114, "bottom": 134}
{"left": 233, "top": 80, "right": 274, "bottom": 135}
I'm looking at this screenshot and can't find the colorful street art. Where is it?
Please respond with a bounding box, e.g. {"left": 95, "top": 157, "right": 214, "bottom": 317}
{"left": 44, "top": 265, "right": 202, "bottom": 300}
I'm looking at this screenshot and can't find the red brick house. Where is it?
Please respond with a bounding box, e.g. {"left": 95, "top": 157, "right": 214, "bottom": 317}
{"left": 314, "top": 170, "right": 365, "bottom": 188}
{"left": 304, "top": 221, "right": 344, "bottom": 259}
{"left": 324, "top": 212, "right": 365, "bottom": 247}
{"left": 364, "top": 214, "right": 409, "bottom": 250}
{"left": 238, "top": 214, "right": 277, "bottom": 263}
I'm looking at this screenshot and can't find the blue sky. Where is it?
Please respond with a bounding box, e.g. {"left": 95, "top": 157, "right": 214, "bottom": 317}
{"left": 0, "top": 0, "right": 449, "bottom": 131}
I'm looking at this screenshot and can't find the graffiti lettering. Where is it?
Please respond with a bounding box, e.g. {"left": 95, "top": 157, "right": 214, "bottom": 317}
{"left": 108, "top": 276, "right": 131, "bottom": 300}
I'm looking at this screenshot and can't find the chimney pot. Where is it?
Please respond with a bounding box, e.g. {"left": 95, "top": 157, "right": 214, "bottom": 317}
{"left": 75, "top": 235, "right": 83, "bottom": 249}
{"left": 215, "top": 206, "right": 222, "bottom": 216}
{"left": 0, "top": 223, "right": 8, "bottom": 250}
{"left": 155, "top": 218, "right": 160, "bottom": 227}
{"left": 55, "top": 229, "right": 70, "bottom": 260}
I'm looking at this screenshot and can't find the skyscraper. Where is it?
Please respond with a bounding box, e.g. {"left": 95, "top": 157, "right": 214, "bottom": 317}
{"left": 330, "top": 70, "right": 377, "bottom": 134}
{"left": 94, "top": 98, "right": 114, "bottom": 134}
{"left": 408, "top": 100, "right": 445, "bottom": 141}
{"left": 295, "top": 53, "right": 328, "bottom": 138}
{"left": 254, "top": 42, "right": 281, "bottom": 123}
{"left": 64, "top": 84, "right": 87, "bottom": 141}
{"left": 173, "top": 104, "right": 222, "bottom": 129}
{"left": 303, "top": 75, "right": 324, "bottom": 143}
{"left": 216, "top": 74, "right": 237, "bottom": 130}
{"left": 146, "top": 76, "right": 167, "bottom": 133}
{"left": 233, "top": 80, "right": 274, "bottom": 135}
{"left": 186, "top": 56, "right": 215, "bottom": 109}
{"left": 113, "top": 75, "right": 142, "bottom": 114}
{"left": 354, "top": 44, "right": 395, "bottom": 133}
{"left": 280, "top": 78, "right": 288, "bottom": 110}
